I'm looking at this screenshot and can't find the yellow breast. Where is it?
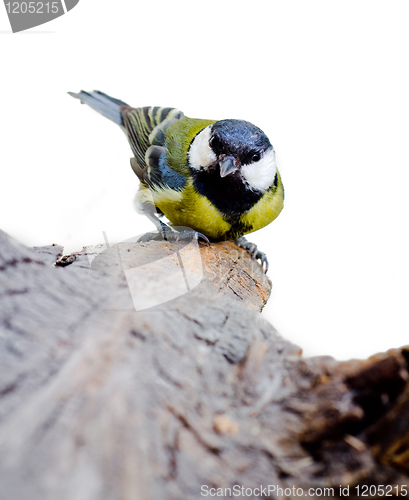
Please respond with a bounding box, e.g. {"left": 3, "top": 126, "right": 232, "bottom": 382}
{"left": 136, "top": 171, "right": 284, "bottom": 241}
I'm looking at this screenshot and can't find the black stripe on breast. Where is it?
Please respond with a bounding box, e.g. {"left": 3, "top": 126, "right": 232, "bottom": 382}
{"left": 192, "top": 167, "right": 263, "bottom": 216}
{"left": 224, "top": 216, "right": 254, "bottom": 240}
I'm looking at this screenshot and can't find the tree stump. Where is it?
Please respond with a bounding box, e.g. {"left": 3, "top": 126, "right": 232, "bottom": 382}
{"left": 0, "top": 229, "right": 408, "bottom": 499}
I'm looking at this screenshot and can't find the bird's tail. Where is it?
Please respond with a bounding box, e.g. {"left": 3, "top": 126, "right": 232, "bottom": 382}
{"left": 68, "top": 90, "right": 129, "bottom": 126}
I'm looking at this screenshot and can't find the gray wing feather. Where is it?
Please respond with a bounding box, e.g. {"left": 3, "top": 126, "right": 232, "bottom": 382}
{"left": 145, "top": 146, "right": 186, "bottom": 191}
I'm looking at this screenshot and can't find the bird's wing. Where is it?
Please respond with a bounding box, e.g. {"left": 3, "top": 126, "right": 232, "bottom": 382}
{"left": 131, "top": 145, "right": 186, "bottom": 192}
{"left": 121, "top": 106, "right": 184, "bottom": 171}
{"left": 125, "top": 109, "right": 216, "bottom": 194}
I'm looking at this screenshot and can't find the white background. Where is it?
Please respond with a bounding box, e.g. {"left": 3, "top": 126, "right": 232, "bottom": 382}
{"left": 1, "top": 1, "right": 408, "bottom": 359}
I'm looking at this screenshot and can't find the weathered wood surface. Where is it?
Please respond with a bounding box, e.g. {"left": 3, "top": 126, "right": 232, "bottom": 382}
{"left": 0, "top": 229, "right": 408, "bottom": 500}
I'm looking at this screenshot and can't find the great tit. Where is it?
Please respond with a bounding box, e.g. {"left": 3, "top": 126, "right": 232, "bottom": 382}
{"left": 69, "top": 91, "right": 284, "bottom": 271}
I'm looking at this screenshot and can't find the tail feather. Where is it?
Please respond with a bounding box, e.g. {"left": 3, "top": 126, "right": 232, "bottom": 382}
{"left": 68, "top": 90, "right": 129, "bottom": 126}
{"left": 69, "top": 91, "right": 185, "bottom": 180}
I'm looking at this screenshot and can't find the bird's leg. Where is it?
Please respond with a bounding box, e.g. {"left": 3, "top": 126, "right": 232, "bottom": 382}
{"left": 235, "top": 236, "right": 269, "bottom": 273}
{"left": 169, "top": 227, "right": 211, "bottom": 246}
{"left": 138, "top": 203, "right": 210, "bottom": 246}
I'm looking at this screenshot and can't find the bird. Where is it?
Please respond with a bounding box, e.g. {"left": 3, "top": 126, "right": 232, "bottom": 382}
{"left": 69, "top": 91, "right": 284, "bottom": 272}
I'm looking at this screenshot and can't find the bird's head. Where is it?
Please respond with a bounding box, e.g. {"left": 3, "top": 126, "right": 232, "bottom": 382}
{"left": 188, "top": 119, "right": 277, "bottom": 192}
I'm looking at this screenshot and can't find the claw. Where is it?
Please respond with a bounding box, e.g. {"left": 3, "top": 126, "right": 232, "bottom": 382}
{"left": 259, "top": 253, "right": 269, "bottom": 273}
{"left": 196, "top": 232, "right": 211, "bottom": 246}
{"left": 235, "top": 237, "right": 269, "bottom": 274}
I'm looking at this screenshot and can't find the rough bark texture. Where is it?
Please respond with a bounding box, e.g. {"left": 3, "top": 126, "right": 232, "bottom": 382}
{"left": 0, "top": 229, "right": 408, "bottom": 500}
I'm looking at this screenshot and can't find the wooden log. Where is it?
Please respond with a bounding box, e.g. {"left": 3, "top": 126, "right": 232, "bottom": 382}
{"left": 0, "top": 229, "right": 408, "bottom": 500}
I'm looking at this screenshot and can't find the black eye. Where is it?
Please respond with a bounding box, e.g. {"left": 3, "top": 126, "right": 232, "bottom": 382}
{"left": 251, "top": 152, "right": 261, "bottom": 162}
{"left": 209, "top": 135, "right": 217, "bottom": 149}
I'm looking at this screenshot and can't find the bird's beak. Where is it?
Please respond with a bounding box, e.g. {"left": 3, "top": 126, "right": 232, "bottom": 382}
{"left": 219, "top": 157, "right": 238, "bottom": 178}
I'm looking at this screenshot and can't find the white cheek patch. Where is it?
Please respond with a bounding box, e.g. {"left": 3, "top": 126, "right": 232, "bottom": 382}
{"left": 241, "top": 148, "right": 277, "bottom": 191}
{"left": 188, "top": 125, "right": 217, "bottom": 171}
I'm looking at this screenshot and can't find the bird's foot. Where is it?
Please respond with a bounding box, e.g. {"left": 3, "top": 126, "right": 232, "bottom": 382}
{"left": 138, "top": 224, "right": 210, "bottom": 246}
{"left": 174, "top": 229, "right": 211, "bottom": 246}
{"left": 235, "top": 236, "right": 269, "bottom": 273}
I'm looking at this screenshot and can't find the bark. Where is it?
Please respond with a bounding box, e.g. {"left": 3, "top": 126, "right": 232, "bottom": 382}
{"left": 0, "top": 229, "right": 408, "bottom": 500}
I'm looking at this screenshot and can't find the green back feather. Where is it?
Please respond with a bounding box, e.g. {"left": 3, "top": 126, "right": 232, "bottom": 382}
{"left": 164, "top": 117, "right": 216, "bottom": 174}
